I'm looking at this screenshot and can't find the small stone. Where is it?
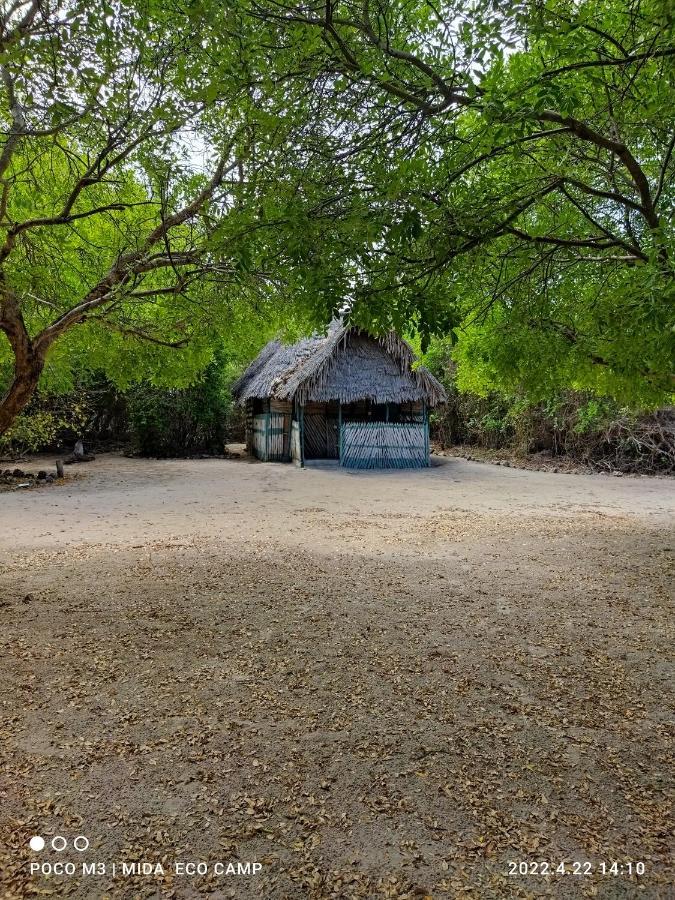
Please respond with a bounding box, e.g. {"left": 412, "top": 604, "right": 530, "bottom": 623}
{"left": 37, "top": 470, "right": 47, "bottom": 480}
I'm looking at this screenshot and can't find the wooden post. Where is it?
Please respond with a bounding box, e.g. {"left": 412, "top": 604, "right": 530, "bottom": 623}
{"left": 55, "top": 459, "right": 64, "bottom": 479}
{"left": 338, "top": 403, "right": 342, "bottom": 464}
{"left": 299, "top": 404, "right": 305, "bottom": 468}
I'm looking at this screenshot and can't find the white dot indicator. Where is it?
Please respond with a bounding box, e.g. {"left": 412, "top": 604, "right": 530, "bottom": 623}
{"left": 29, "top": 836, "right": 45, "bottom": 852}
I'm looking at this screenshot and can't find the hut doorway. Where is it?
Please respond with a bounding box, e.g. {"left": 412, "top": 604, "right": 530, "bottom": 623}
{"left": 302, "top": 402, "right": 339, "bottom": 459}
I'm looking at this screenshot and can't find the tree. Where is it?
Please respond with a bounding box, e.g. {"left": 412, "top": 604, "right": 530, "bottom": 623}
{"left": 4, "top": 0, "right": 672, "bottom": 433}
{"left": 253, "top": 0, "right": 675, "bottom": 402}
{"left": 0, "top": 0, "right": 261, "bottom": 435}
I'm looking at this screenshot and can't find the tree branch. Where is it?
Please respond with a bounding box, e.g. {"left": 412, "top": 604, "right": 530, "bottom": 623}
{"left": 561, "top": 176, "right": 644, "bottom": 214}
{"left": 540, "top": 47, "right": 675, "bottom": 80}
{"left": 84, "top": 318, "right": 190, "bottom": 348}
{"left": 655, "top": 129, "right": 675, "bottom": 207}
{"left": 537, "top": 109, "right": 660, "bottom": 230}
{"left": 505, "top": 226, "right": 626, "bottom": 251}
{"left": 34, "top": 156, "right": 233, "bottom": 352}
{"left": 0, "top": 201, "right": 154, "bottom": 264}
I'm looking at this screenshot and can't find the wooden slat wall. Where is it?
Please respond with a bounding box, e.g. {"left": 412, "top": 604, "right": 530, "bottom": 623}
{"left": 341, "top": 422, "right": 429, "bottom": 468}
{"left": 252, "top": 412, "right": 291, "bottom": 461}
{"left": 245, "top": 400, "right": 255, "bottom": 454}
{"left": 252, "top": 414, "right": 268, "bottom": 460}
{"left": 268, "top": 412, "right": 290, "bottom": 461}
{"left": 270, "top": 399, "right": 292, "bottom": 414}
{"left": 303, "top": 402, "right": 339, "bottom": 458}
{"left": 304, "top": 414, "right": 327, "bottom": 458}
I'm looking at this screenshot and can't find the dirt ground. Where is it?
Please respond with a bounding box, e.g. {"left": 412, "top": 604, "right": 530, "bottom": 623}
{"left": 0, "top": 453, "right": 673, "bottom": 899}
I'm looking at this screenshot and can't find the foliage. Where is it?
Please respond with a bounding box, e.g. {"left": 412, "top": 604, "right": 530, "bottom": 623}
{"left": 254, "top": 0, "right": 675, "bottom": 403}
{"left": 2, "top": 0, "right": 674, "bottom": 437}
{"left": 0, "top": 0, "right": 339, "bottom": 433}
{"left": 126, "top": 351, "right": 232, "bottom": 456}
{"left": 0, "top": 0, "right": 384, "bottom": 435}
{"left": 423, "top": 333, "right": 674, "bottom": 473}
{"left": 0, "top": 281, "right": 316, "bottom": 455}
{"left": 0, "top": 394, "right": 89, "bottom": 456}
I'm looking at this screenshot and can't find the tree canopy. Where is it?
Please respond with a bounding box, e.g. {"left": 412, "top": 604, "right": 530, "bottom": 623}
{"left": 252, "top": 0, "right": 675, "bottom": 403}
{"left": 0, "top": 0, "right": 673, "bottom": 437}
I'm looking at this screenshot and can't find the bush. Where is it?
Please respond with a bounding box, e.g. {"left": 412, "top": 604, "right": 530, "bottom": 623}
{"left": 428, "top": 369, "right": 514, "bottom": 449}
{"left": 0, "top": 350, "right": 240, "bottom": 458}
{"left": 424, "top": 344, "right": 674, "bottom": 474}
{"left": 126, "top": 354, "right": 232, "bottom": 457}
{"left": 430, "top": 389, "right": 675, "bottom": 474}
{"left": 0, "top": 395, "right": 89, "bottom": 457}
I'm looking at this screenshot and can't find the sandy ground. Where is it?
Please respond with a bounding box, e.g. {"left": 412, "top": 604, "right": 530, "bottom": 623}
{"left": 0, "top": 453, "right": 673, "bottom": 899}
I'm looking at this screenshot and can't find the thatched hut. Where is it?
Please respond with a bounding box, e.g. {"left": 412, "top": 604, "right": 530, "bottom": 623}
{"left": 231, "top": 322, "right": 446, "bottom": 468}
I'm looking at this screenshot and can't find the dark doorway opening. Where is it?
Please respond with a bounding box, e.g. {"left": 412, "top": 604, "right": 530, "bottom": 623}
{"left": 303, "top": 403, "right": 339, "bottom": 459}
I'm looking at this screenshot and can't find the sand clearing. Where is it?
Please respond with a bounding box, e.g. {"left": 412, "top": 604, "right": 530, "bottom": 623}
{"left": 1, "top": 454, "right": 673, "bottom": 897}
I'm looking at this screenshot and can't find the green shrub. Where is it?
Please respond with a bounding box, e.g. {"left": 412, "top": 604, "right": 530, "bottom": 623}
{"left": 0, "top": 397, "right": 89, "bottom": 457}
{"left": 126, "top": 354, "right": 232, "bottom": 457}
{"left": 422, "top": 338, "right": 673, "bottom": 472}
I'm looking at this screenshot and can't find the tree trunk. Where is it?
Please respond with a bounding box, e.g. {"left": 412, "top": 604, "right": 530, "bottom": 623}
{"left": 0, "top": 354, "right": 44, "bottom": 436}
{"left": 0, "top": 280, "right": 46, "bottom": 436}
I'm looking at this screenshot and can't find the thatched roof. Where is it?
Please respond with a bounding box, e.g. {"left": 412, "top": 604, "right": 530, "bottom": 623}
{"left": 231, "top": 322, "right": 446, "bottom": 407}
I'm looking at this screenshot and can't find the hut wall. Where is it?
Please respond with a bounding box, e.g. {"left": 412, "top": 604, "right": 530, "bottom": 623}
{"left": 340, "top": 421, "right": 429, "bottom": 469}
{"left": 251, "top": 411, "right": 292, "bottom": 461}
{"left": 302, "top": 401, "right": 339, "bottom": 459}
{"left": 245, "top": 399, "right": 255, "bottom": 454}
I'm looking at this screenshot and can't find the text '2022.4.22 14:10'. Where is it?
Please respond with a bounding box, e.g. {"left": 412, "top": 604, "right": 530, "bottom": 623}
{"left": 507, "top": 861, "right": 646, "bottom": 877}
